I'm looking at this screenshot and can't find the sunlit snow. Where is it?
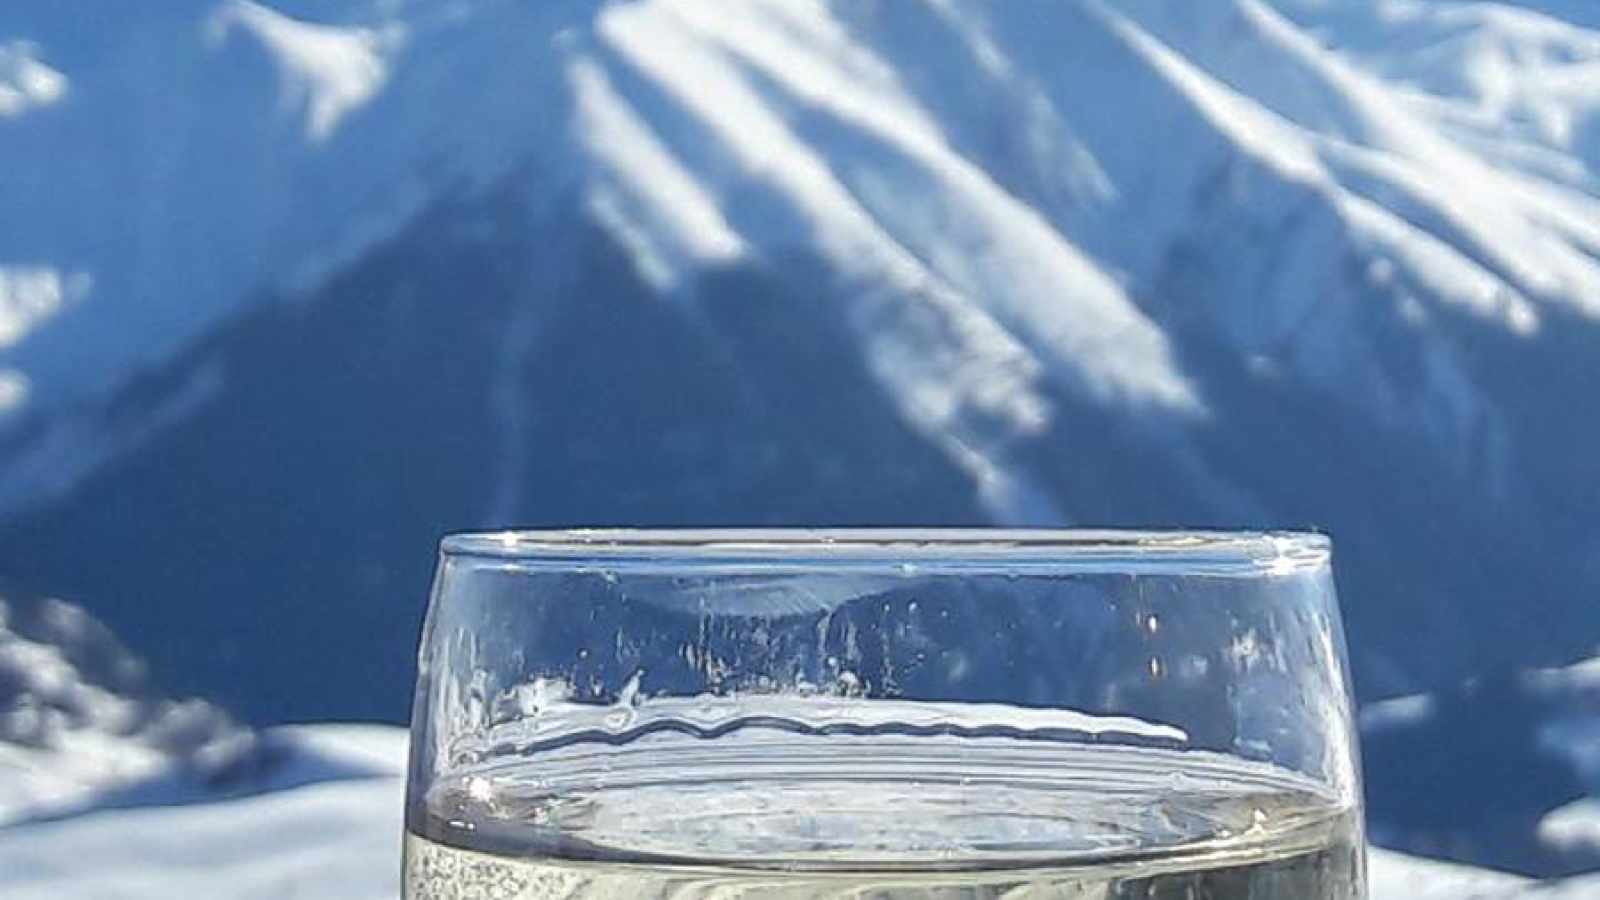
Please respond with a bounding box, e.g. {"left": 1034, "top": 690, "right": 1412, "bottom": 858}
{"left": 205, "top": 0, "right": 404, "bottom": 143}
{"left": 0, "top": 267, "right": 85, "bottom": 349}
{"left": 0, "top": 41, "right": 65, "bottom": 119}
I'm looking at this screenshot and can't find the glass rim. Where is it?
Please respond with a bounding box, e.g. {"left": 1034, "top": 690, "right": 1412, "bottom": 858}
{"left": 439, "top": 528, "right": 1330, "bottom": 573}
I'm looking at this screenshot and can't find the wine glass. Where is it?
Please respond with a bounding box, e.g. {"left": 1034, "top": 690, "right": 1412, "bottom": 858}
{"left": 404, "top": 529, "right": 1363, "bottom": 899}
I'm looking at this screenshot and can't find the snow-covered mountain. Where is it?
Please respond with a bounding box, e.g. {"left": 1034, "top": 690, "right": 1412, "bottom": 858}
{"left": 5, "top": 0, "right": 1599, "bottom": 715}
{"left": 0, "top": 595, "right": 243, "bottom": 824}
{"left": 1359, "top": 654, "right": 1600, "bottom": 875}
{"left": 1342, "top": 650, "right": 1600, "bottom": 877}
{"left": 0, "top": 596, "right": 415, "bottom": 898}
{"left": 4, "top": 0, "right": 1600, "bottom": 871}
{"left": 0, "top": 595, "right": 401, "bottom": 827}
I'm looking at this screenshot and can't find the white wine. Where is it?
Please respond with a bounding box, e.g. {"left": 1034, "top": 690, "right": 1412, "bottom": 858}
{"left": 404, "top": 722, "right": 1363, "bottom": 899}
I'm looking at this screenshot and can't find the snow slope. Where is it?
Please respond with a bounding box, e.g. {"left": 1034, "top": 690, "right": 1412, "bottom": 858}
{"left": 0, "top": 597, "right": 414, "bottom": 898}
{"left": 0, "top": 726, "right": 408, "bottom": 900}
{"left": 0, "top": 595, "right": 403, "bottom": 830}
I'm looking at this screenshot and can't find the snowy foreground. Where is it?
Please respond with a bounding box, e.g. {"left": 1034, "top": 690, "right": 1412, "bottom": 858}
{"left": 0, "top": 726, "right": 407, "bottom": 900}
{"left": 0, "top": 724, "right": 1582, "bottom": 900}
